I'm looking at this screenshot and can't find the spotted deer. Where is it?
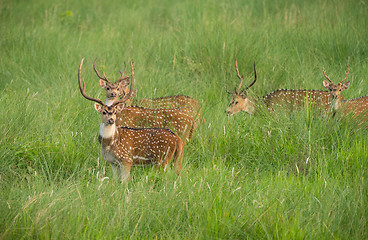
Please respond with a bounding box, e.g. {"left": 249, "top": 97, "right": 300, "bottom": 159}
{"left": 322, "top": 65, "right": 350, "bottom": 112}
{"left": 322, "top": 65, "right": 368, "bottom": 122}
{"left": 93, "top": 60, "right": 201, "bottom": 121}
{"left": 93, "top": 60, "right": 195, "bottom": 143}
{"left": 225, "top": 60, "right": 337, "bottom": 116}
{"left": 79, "top": 58, "right": 184, "bottom": 183}
{"left": 93, "top": 58, "right": 136, "bottom": 106}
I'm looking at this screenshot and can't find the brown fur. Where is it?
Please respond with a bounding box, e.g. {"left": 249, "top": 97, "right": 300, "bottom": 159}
{"left": 116, "top": 106, "right": 195, "bottom": 144}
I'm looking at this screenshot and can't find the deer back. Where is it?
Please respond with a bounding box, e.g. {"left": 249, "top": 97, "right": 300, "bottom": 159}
{"left": 338, "top": 95, "right": 368, "bottom": 121}
{"left": 263, "top": 89, "right": 334, "bottom": 112}
{"left": 132, "top": 94, "right": 200, "bottom": 118}
{"left": 116, "top": 106, "right": 195, "bottom": 143}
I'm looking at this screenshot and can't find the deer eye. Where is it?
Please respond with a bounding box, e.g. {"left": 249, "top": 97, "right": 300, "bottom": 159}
{"left": 106, "top": 87, "right": 110, "bottom": 90}
{"left": 103, "top": 111, "right": 107, "bottom": 115}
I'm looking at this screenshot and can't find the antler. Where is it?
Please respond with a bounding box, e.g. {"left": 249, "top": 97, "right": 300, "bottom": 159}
{"left": 111, "top": 61, "right": 135, "bottom": 107}
{"left": 116, "top": 61, "right": 130, "bottom": 83}
{"left": 341, "top": 67, "right": 350, "bottom": 83}
{"left": 234, "top": 60, "right": 257, "bottom": 95}
{"left": 322, "top": 65, "right": 332, "bottom": 83}
{"left": 78, "top": 58, "right": 104, "bottom": 106}
{"left": 93, "top": 58, "right": 111, "bottom": 83}
{"left": 235, "top": 59, "right": 244, "bottom": 94}
{"left": 244, "top": 61, "right": 257, "bottom": 91}
{"left": 323, "top": 65, "right": 350, "bottom": 84}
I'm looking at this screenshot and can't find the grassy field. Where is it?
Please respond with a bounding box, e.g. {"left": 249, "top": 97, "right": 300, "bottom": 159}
{"left": 1, "top": 0, "right": 368, "bottom": 239}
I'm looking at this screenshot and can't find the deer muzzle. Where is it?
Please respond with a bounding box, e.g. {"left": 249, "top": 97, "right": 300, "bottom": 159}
{"left": 107, "top": 118, "right": 115, "bottom": 125}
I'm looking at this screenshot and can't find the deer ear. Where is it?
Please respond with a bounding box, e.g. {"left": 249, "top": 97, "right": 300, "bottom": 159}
{"left": 119, "top": 78, "right": 130, "bottom": 88}
{"left": 99, "top": 79, "right": 107, "bottom": 88}
{"left": 322, "top": 80, "right": 330, "bottom": 89}
{"left": 342, "top": 81, "right": 350, "bottom": 90}
{"left": 116, "top": 103, "right": 125, "bottom": 111}
{"left": 94, "top": 103, "right": 103, "bottom": 113}
{"left": 131, "top": 89, "right": 137, "bottom": 97}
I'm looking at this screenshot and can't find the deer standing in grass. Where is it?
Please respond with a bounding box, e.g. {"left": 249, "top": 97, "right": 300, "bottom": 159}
{"left": 322, "top": 65, "right": 368, "bottom": 122}
{"left": 93, "top": 59, "right": 195, "bottom": 143}
{"left": 225, "top": 60, "right": 337, "bottom": 116}
{"left": 93, "top": 59, "right": 201, "bottom": 122}
{"left": 93, "top": 58, "right": 133, "bottom": 106}
{"left": 79, "top": 58, "right": 184, "bottom": 183}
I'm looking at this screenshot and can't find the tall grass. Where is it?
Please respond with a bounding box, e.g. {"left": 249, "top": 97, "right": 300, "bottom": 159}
{"left": 1, "top": 0, "right": 367, "bottom": 239}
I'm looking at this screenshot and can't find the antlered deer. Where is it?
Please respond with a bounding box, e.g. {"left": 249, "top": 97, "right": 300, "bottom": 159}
{"left": 322, "top": 65, "right": 368, "bottom": 122}
{"left": 93, "top": 60, "right": 201, "bottom": 121}
{"left": 93, "top": 60, "right": 195, "bottom": 143}
{"left": 322, "top": 65, "right": 350, "bottom": 112}
{"left": 79, "top": 58, "right": 184, "bottom": 183}
{"left": 225, "top": 60, "right": 336, "bottom": 116}
{"left": 93, "top": 58, "right": 135, "bottom": 106}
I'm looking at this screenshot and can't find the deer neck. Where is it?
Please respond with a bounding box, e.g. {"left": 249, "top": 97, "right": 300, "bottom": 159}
{"left": 245, "top": 96, "right": 257, "bottom": 114}
{"left": 99, "top": 122, "right": 118, "bottom": 145}
{"left": 330, "top": 95, "right": 344, "bottom": 112}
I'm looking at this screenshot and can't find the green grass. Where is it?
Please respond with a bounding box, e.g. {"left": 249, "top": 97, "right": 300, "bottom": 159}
{"left": 1, "top": 0, "right": 368, "bottom": 239}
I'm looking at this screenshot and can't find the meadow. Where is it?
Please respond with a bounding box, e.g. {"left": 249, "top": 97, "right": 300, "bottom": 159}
{"left": 0, "top": 0, "right": 367, "bottom": 239}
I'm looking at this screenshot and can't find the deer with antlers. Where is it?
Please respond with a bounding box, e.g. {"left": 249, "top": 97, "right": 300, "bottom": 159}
{"left": 93, "top": 59, "right": 201, "bottom": 122}
{"left": 322, "top": 65, "right": 350, "bottom": 112}
{"left": 93, "top": 59, "right": 195, "bottom": 143}
{"left": 79, "top": 58, "right": 184, "bottom": 183}
{"left": 322, "top": 65, "right": 368, "bottom": 122}
{"left": 225, "top": 60, "right": 337, "bottom": 116}
{"left": 93, "top": 58, "right": 135, "bottom": 106}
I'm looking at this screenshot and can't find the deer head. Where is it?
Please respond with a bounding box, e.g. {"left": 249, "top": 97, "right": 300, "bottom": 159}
{"left": 79, "top": 58, "right": 135, "bottom": 128}
{"left": 322, "top": 65, "right": 350, "bottom": 110}
{"left": 225, "top": 60, "right": 257, "bottom": 116}
{"left": 93, "top": 58, "right": 135, "bottom": 105}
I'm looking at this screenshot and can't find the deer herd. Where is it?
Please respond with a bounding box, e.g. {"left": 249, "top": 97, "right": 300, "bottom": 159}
{"left": 78, "top": 58, "right": 368, "bottom": 183}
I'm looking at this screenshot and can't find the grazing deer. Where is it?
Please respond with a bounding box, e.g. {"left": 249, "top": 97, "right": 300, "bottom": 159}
{"left": 225, "top": 60, "right": 336, "bottom": 116}
{"left": 78, "top": 58, "right": 184, "bottom": 183}
{"left": 322, "top": 65, "right": 368, "bottom": 121}
{"left": 93, "top": 60, "right": 201, "bottom": 121}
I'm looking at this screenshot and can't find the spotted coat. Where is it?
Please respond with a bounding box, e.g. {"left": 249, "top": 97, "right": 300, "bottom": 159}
{"left": 126, "top": 94, "right": 202, "bottom": 125}
{"left": 337, "top": 95, "right": 368, "bottom": 122}
{"left": 263, "top": 89, "right": 335, "bottom": 112}
{"left": 116, "top": 106, "right": 195, "bottom": 144}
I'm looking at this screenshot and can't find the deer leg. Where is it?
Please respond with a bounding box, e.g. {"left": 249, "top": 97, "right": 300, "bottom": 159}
{"left": 116, "top": 160, "right": 132, "bottom": 183}
{"left": 183, "top": 124, "right": 189, "bottom": 142}
{"left": 110, "top": 163, "right": 120, "bottom": 180}
{"left": 173, "top": 141, "right": 183, "bottom": 173}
